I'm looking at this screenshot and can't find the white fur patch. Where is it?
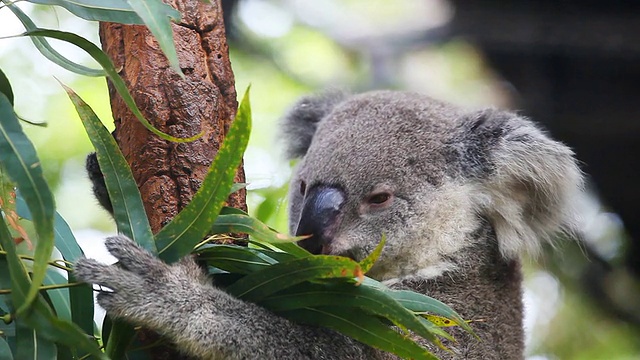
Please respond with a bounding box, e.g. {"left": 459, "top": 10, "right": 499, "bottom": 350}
{"left": 376, "top": 182, "right": 483, "bottom": 281}
{"left": 477, "top": 122, "right": 585, "bottom": 258}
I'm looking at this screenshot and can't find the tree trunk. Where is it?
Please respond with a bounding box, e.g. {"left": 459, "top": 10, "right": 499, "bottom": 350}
{"left": 99, "top": 0, "right": 244, "bottom": 358}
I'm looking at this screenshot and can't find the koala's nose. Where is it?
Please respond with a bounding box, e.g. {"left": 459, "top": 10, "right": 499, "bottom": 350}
{"left": 295, "top": 185, "right": 345, "bottom": 255}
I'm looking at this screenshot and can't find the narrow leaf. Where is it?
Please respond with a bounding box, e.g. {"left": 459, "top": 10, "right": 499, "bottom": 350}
{"left": 0, "top": 93, "right": 55, "bottom": 315}
{"left": 126, "top": 0, "right": 183, "bottom": 76}
{"left": 5, "top": 3, "right": 104, "bottom": 77}
{"left": 0, "top": 213, "right": 105, "bottom": 359}
{"left": 197, "top": 245, "right": 278, "bottom": 274}
{"left": 42, "top": 269, "right": 71, "bottom": 321}
{"left": 212, "top": 214, "right": 301, "bottom": 244}
{"left": 385, "top": 289, "right": 473, "bottom": 334}
{"left": 28, "top": 0, "right": 180, "bottom": 24}
{"left": 261, "top": 282, "right": 447, "bottom": 345}
{"left": 15, "top": 193, "right": 83, "bottom": 262}
{"left": 62, "top": 85, "right": 155, "bottom": 253}
{"left": 155, "top": 88, "right": 252, "bottom": 262}
{"left": 16, "top": 193, "right": 95, "bottom": 335}
{"left": 226, "top": 255, "right": 363, "bottom": 302}
{"left": 15, "top": 323, "right": 57, "bottom": 360}
{"left": 263, "top": 240, "right": 310, "bottom": 258}
{"left": 359, "top": 235, "right": 385, "bottom": 274}
{"left": 22, "top": 29, "right": 201, "bottom": 143}
{"left": 0, "top": 68, "right": 13, "bottom": 105}
{"left": 280, "top": 307, "right": 438, "bottom": 360}
{"left": 104, "top": 319, "right": 136, "bottom": 359}
{"left": 0, "top": 337, "right": 13, "bottom": 360}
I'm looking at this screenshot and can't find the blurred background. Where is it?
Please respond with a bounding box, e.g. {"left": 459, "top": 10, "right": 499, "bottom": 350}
{"left": 1, "top": 1, "right": 639, "bottom": 358}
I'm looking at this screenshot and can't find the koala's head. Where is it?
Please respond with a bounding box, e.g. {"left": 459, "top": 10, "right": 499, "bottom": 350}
{"left": 282, "top": 90, "right": 583, "bottom": 281}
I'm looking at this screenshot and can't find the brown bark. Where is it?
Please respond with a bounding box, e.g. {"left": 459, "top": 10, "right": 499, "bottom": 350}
{"left": 99, "top": 0, "right": 244, "bottom": 358}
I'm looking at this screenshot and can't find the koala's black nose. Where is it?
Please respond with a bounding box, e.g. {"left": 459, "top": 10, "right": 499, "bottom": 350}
{"left": 295, "top": 185, "right": 345, "bottom": 255}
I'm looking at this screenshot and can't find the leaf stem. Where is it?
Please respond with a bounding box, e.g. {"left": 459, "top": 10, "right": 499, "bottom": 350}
{"left": 0, "top": 250, "right": 73, "bottom": 271}
{"left": 0, "top": 281, "right": 84, "bottom": 294}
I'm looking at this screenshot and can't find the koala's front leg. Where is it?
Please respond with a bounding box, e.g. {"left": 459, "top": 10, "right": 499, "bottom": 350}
{"left": 74, "top": 236, "right": 378, "bottom": 360}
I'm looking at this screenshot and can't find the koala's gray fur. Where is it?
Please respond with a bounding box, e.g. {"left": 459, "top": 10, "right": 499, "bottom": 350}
{"left": 75, "top": 90, "right": 583, "bottom": 359}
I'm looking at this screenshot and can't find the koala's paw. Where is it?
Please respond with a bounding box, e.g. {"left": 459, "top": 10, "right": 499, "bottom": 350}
{"left": 74, "top": 235, "right": 207, "bottom": 322}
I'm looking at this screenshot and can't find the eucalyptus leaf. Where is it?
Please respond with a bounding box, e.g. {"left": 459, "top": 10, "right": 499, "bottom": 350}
{"left": 0, "top": 68, "right": 14, "bottom": 106}
{"left": 104, "top": 319, "right": 136, "bottom": 360}
{"left": 5, "top": 3, "right": 104, "bottom": 77}
{"left": 15, "top": 324, "right": 57, "bottom": 360}
{"left": 228, "top": 183, "right": 247, "bottom": 195}
{"left": 0, "top": 220, "right": 105, "bottom": 359}
{"left": 155, "top": 88, "right": 252, "bottom": 262}
{"left": 197, "top": 245, "right": 278, "bottom": 274}
{"left": 15, "top": 193, "right": 84, "bottom": 262}
{"left": 226, "top": 255, "right": 363, "bottom": 302}
{"left": 16, "top": 193, "right": 95, "bottom": 335}
{"left": 0, "top": 93, "right": 54, "bottom": 315}
{"left": 27, "top": 0, "right": 179, "bottom": 24}
{"left": 0, "top": 337, "right": 13, "bottom": 360}
{"left": 22, "top": 29, "right": 202, "bottom": 143}
{"left": 385, "top": 289, "right": 474, "bottom": 334}
{"left": 42, "top": 270, "right": 71, "bottom": 322}
{"left": 359, "top": 235, "right": 385, "bottom": 274}
{"left": 212, "top": 214, "right": 301, "bottom": 244}
{"left": 260, "top": 282, "right": 447, "bottom": 345}
{"left": 62, "top": 85, "right": 155, "bottom": 254}
{"left": 280, "top": 307, "right": 438, "bottom": 360}
{"left": 263, "top": 240, "right": 310, "bottom": 258}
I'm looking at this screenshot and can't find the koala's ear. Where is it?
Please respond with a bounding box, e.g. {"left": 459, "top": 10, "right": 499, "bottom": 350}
{"left": 280, "top": 90, "right": 348, "bottom": 159}
{"left": 467, "top": 109, "right": 584, "bottom": 258}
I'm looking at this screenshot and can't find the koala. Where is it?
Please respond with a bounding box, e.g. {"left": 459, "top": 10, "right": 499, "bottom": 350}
{"left": 75, "top": 90, "right": 583, "bottom": 359}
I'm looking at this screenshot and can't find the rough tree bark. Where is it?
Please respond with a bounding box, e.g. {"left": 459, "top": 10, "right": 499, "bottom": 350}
{"left": 99, "top": 0, "right": 244, "bottom": 358}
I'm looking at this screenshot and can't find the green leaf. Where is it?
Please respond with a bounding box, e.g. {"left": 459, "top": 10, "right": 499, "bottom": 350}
{"left": 0, "top": 68, "right": 14, "bottom": 106}
{"left": 262, "top": 240, "right": 310, "bottom": 258}
{"left": 385, "top": 289, "right": 474, "bottom": 334}
{"left": 42, "top": 269, "right": 71, "bottom": 321}
{"left": 62, "top": 85, "right": 155, "bottom": 254}
{"left": 226, "top": 255, "right": 363, "bottom": 302}
{"left": 0, "top": 213, "right": 105, "bottom": 359}
{"left": 0, "top": 337, "right": 13, "bottom": 360}
{"left": 197, "top": 245, "right": 277, "bottom": 274}
{"left": 15, "top": 193, "right": 83, "bottom": 262}
{"left": 280, "top": 307, "right": 438, "bottom": 360}
{"left": 155, "top": 87, "right": 252, "bottom": 262}
{"left": 27, "top": 0, "right": 180, "bottom": 24}
{"left": 5, "top": 3, "right": 104, "bottom": 77}
{"left": 22, "top": 29, "right": 202, "bottom": 143}
{"left": 0, "top": 93, "right": 55, "bottom": 315}
{"left": 126, "top": 0, "right": 183, "bottom": 77}
{"left": 359, "top": 235, "right": 385, "bottom": 274}
{"left": 228, "top": 183, "right": 247, "bottom": 195}
{"left": 260, "top": 282, "right": 449, "bottom": 345}
{"left": 211, "top": 214, "right": 301, "bottom": 244}
{"left": 15, "top": 323, "right": 57, "bottom": 360}
{"left": 104, "top": 319, "right": 136, "bottom": 360}
{"left": 16, "top": 193, "right": 95, "bottom": 335}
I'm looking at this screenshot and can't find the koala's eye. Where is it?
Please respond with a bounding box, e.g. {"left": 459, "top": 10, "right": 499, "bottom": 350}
{"left": 367, "top": 192, "right": 392, "bottom": 206}
{"left": 299, "top": 180, "right": 307, "bottom": 195}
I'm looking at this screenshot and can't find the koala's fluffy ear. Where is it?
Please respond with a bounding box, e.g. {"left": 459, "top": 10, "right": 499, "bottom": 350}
{"left": 467, "top": 109, "right": 584, "bottom": 258}
{"left": 281, "top": 90, "right": 347, "bottom": 159}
